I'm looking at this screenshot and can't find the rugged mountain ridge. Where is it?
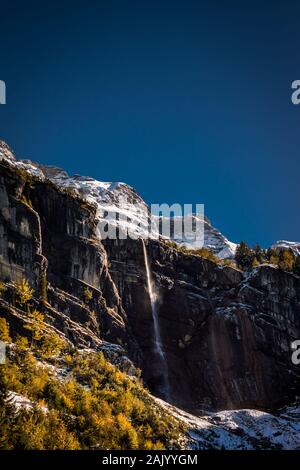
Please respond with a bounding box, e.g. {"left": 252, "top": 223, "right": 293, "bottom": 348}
{"left": 0, "top": 143, "right": 236, "bottom": 258}
{"left": 272, "top": 240, "right": 300, "bottom": 257}
{"left": 1, "top": 141, "right": 300, "bottom": 417}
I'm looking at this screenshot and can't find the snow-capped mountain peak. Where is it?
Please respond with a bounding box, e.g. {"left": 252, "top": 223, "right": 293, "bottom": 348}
{"left": 0, "top": 141, "right": 236, "bottom": 258}
{"left": 272, "top": 240, "right": 300, "bottom": 256}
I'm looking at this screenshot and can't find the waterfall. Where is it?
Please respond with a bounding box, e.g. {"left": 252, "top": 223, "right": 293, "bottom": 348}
{"left": 141, "top": 239, "right": 170, "bottom": 400}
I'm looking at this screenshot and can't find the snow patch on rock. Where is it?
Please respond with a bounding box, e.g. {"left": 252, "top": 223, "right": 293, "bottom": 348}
{"left": 6, "top": 391, "right": 48, "bottom": 414}
{"left": 272, "top": 240, "right": 300, "bottom": 257}
{"left": 155, "top": 398, "right": 300, "bottom": 450}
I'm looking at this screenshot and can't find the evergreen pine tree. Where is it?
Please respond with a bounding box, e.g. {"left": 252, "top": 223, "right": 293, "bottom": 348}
{"left": 235, "top": 241, "right": 254, "bottom": 270}
{"left": 253, "top": 243, "right": 264, "bottom": 263}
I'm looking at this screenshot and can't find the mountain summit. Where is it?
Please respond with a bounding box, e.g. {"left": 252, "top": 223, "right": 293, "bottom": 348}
{"left": 0, "top": 141, "right": 236, "bottom": 258}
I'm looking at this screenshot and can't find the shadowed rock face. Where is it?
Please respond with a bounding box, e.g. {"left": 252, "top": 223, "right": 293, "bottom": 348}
{"left": 103, "top": 238, "right": 300, "bottom": 412}
{"left": 1, "top": 154, "right": 300, "bottom": 413}
{"left": 0, "top": 161, "right": 130, "bottom": 350}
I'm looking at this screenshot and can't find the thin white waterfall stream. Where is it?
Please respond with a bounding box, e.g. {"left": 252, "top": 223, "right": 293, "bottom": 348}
{"left": 141, "top": 239, "right": 170, "bottom": 399}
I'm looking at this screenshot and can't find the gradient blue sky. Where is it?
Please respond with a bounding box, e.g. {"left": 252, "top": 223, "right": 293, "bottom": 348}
{"left": 0, "top": 0, "right": 299, "bottom": 246}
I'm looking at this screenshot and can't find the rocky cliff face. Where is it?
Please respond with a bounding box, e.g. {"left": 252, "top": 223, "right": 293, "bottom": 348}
{"left": 103, "top": 238, "right": 300, "bottom": 411}
{"left": 1, "top": 141, "right": 300, "bottom": 414}
{"left": 0, "top": 151, "right": 133, "bottom": 356}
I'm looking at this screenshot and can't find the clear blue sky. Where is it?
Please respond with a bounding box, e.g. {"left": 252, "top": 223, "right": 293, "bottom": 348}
{"left": 0, "top": 0, "right": 299, "bottom": 247}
